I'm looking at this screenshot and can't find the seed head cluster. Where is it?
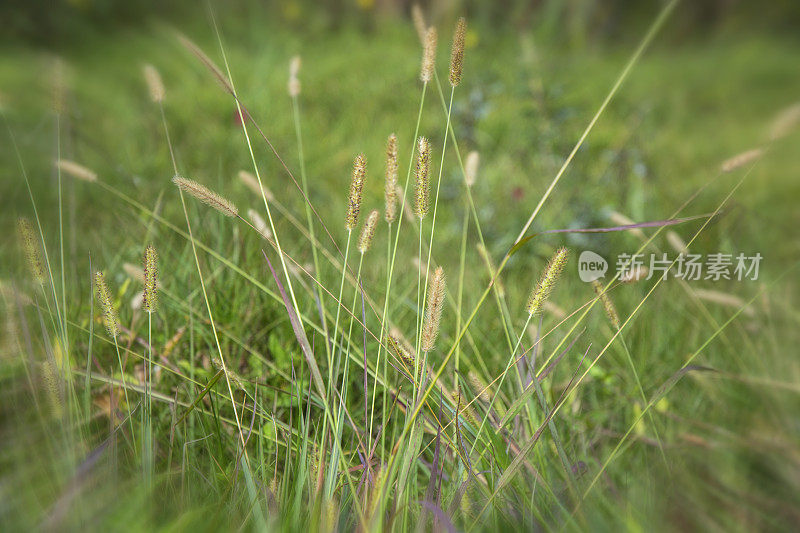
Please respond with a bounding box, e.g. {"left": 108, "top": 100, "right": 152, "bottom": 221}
{"left": 420, "top": 27, "right": 437, "bottom": 83}
{"left": 173, "top": 176, "right": 238, "bottom": 217}
{"left": 94, "top": 271, "right": 119, "bottom": 338}
{"left": 143, "top": 64, "right": 165, "bottom": 103}
{"left": 358, "top": 210, "right": 379, "bottom": 254}
{"left": 345, "top": 154, "right": 367, "bottom": 231}
{"left": 16, "top": 218, "right": 45, "bottom": 284}
{"left": 142, "top": 245, "right": 158, "bottom": 314}
{"left": 591, "top": 280, "right": 620, "bottom": 330}
{"left": 526, "top": 247, "right": 569, "bottom": 316}
{"left": 449, "top": 17, "right": 467, "bottom": 87}
{"left": 414, "top": 137, "right": 430, "bottom": 219}
{"left": 421, "top": 266, "right": 446, "bottom": 352}
{"left": 384, "top": 133, "right": 398, "bottom": 223}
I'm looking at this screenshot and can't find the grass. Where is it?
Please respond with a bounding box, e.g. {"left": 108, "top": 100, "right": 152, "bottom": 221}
{"left": 2, "top": 2, "right": 800, "bottom": 531}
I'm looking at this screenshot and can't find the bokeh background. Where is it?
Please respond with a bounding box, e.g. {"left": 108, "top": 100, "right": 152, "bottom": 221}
{"left": 1, "top": 0, "right": 799, "bottom": 530}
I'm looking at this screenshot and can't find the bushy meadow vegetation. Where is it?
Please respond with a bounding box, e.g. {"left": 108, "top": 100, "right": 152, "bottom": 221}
{"left": 2, "top": 1, "right": 799, "bottom": 531}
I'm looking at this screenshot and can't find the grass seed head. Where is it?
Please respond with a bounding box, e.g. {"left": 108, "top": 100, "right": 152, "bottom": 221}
{"left": 16, "top": 218, "right": 45, "bottom": 284}
{"left": 420, "top": 27, "right": 437, "bottom": 83}
{"left": 384, "top": 133, "right": 398, "bottom": 223}
{"left": 526, "top": 247, "right": 569, "bottom": 316}
{"left": 414, "top": 136, "right": 430, "bottom": 219}
{"left": 172, "top": 176, "right": 238, "bottom": 217}
{"left": 449, "top": 17, "right": 467, "bottom": 87}
{"left": 288, "top": 55, "right": 301, "bottom": 97}
{"left": 358, "top": 209, "right": 379, "bottom": 253}
{"left": 247, "top": 209, "right": 273, "bottom": 240}
{"left": 769, "top": 102, "right": 800, "bottom": 140}
{"left": 591, "top": 280, "right": 620, "bottom": 329}
{"left": 345, "top": 153, "right": 366, "bottom": 230}
{"left": 142, "top": 245, "right": 158, "bottom": 314}
{"left": 411, "top": 4, "right": 427, "bottom": 44}
{"left": 464, "top": 150, "right": 479, "bottom": 186}
{"left": 421, "top": 266, "right": 446, "bottom": 352}
{"left": 720, "top": 147, "right": 764, "bottom": 172}
{"left": 56, "top": 159, "right": 97, "bottom": 182}
{"left": 143, "top": 64, "right": 165, "bottom": 103}
{"left": 94, "top": 271, "right": 119, "bottom": 338}
{"left": 177, "top": 34, "right": 234, "bottom": 96}
{"left": 238, "top": 170, "right": 274, "bottom": 201}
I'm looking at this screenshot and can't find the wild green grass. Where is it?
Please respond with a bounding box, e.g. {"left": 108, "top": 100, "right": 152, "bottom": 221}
{"left": 2, "top": 3, "right": 800, "bottom": 531}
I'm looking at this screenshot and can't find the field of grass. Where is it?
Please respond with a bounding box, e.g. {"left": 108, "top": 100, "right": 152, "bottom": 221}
{"left": 2, "top": 1, "right": 799, "bottom": 531}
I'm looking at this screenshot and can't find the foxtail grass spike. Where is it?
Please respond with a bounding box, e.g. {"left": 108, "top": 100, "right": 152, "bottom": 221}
{"left": 414, "top": 136, "right": 430, "bottom": 219}
{"left": 239, "top": 170, "right": 274, "bottom": 201}
{"left": 248, "top": 208, "right": 273, "bottom": 240}
{"left": 591, "top": 280, "right": 620, "bottom": 329}
{"left": 172, "top": 176, "right": 238, "bottom": 217}
{"left": 142, "top": 245, "right": 158, "bottom": 314}
{"left": 288, "top": 55, "right": 301, "bottom": 97}
{"left": 769, "top": 102, "right": 800, "bottom": 140}
{"left": 95, "top": 271, "right": 119, "bottom": 338}
{"left": 385, "top": 133, "right": 399, "bottom": 223}
{"left": 177, "top": 34, "right": 235, "bottom": 96}
{"left": 51, "top": 58, "right": 67, "bottom": 114}
{"left": 526, "top": 247, "right": 569, "bottom": 316}
{"left": 56, "top": 159, "right": 97, "bottom": 182}
{"left": 16, "top": 218, "right": 45, "bottom": 284}
{"left": 420, "top": 27, "right": 437, "bottom": 83}
{"left": 449, "top": 17, "right": 467, "bottom": 87}
{"left": 412, "top": 4, "right": 427, "bottom": 44}
{"left": 464, "top": 150, "right": 479, "bottom": 186}
{"left": 143, "top": 64, "right": 165, "bottom": 103}
{"left": 345, "top": 153, "right": 366, "bottom": 231}
{"left": 421, "top": 266, "right": 446, "bottom": 352}
{"left": 358, "top": 210, "right": 379, "bottom": 254}
{"left": 720, "top": 148, "right": 764, "bottom": 172}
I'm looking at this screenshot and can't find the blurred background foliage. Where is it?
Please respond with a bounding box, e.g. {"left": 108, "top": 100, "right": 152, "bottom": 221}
{"left": 4, "top": 0, "right": 800, "bottom": 48}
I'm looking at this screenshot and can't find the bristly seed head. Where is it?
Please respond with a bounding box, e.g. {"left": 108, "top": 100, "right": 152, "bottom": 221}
{"left": 94, "top": 271, "right": 119, "bottom": 338}
{"left": 247, "top": 209, "right": 273, "bottom": 240}
{"left": 384, "top": 133, "right": 399, "bottom": 223}
{"left": 142, "top": 245, "right": 158, "bottom": 314}
{"left": 421, "top": 266, "right": 446, "bottom": 352}
{"left": 345, "top": 154, "right": 366, "bottom": 231}
{"left": 56, "top": 159, "right": 97, "bottom": 182}
{"left": 16, "top": 218, "right": 45, "bottom": 284}
{"left": 411, "top": 4, "right": 427, "bottom": 44}
{"left": 414, "top": 136, "right": 430, "bottom": 219}
{"left": 526, "top": 247, "right": 569, "bottom": 316}
{"left": 591, "top": 280, "right": 620, "bottom": 330}
{"left": 449, "top": 17, "right": 467, "bottom": 87}
{"left": 464, "top": 150, "right": 479, "bottom": 187}
{"left": 143, "top": 64, "right": 165, "bottom": 103}
{"left": 420, "top": 27, "right": 437, "bottom": 83}
{"left": 172, "top": 176, "right": 238, "bottom": 217}
{"left": 288, "top": 55, "right": 301, "bottom": 97}
{"left": 238, "top": 170, "right": 274, "bottom": 201}
{"left": 358, "top": 209, "right": 379, "bottom": 254}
